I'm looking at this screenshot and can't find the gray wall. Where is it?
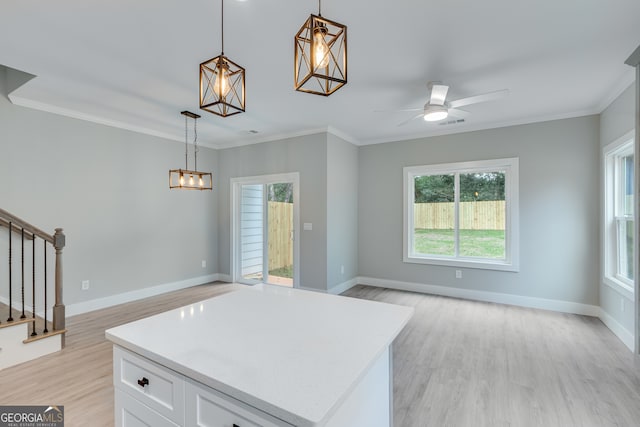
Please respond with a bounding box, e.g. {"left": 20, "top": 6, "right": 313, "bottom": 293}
{"left": 600, "top": 82, "right": 636, "bottom": 335}
{"left": 0, "top": 65, "right": 218, "bottom": 306}
{"left": 327, "top": 133, "right": 359, "bottom": 290}
{"left": 216, "top": 134, "right": 328, "bottom": 291}
{"left": 0, "top": 59, "right": 615, "bottom": 322}
{"left": 359, "top": 116, "right": 600, "bottom": 305}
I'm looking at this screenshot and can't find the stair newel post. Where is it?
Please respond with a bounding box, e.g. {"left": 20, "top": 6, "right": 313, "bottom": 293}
{"left": 53, "top": 228, "right": 65, "bottom": 347}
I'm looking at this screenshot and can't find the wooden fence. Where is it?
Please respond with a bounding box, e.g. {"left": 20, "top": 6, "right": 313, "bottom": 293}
{"left": 268, "top": 201, "right": 293, "bottom": 270}
{"left": 414, "top": 200, "right": 505, "bottom": 230}
{"left": 267, "top": 201, "right": 503, "bottom": 270}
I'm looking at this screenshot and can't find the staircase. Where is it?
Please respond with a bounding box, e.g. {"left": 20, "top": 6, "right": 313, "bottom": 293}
{"left": 0, "top": 208, "right": 66, "bottom": 370}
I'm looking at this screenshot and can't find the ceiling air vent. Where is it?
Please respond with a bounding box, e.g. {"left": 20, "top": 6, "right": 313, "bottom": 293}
{"left": 439, "top": 119, "right": 465, "bottom": 126}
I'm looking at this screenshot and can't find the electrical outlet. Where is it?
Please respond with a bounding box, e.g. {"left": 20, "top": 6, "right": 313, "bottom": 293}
{"left": 202, "top": 260, "right": 207, "bottom": 268}
{"left": 455, "top": 270, "right": 462, "bottom": 279}
{"left": 82, "top": 280, "right": 90, "bottom": 290}
{"left": 340, "top": 265, "right": 345, "bottom": 275}
{"left": 620, "top": 298, "right": 625, "bottom": 312}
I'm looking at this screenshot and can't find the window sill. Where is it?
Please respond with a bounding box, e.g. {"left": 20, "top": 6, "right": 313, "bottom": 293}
{"left": 404, "top": 255, "right": 519, "bottom": 272}
{"left": 603, "top": 277, "right": 634, "bottom": 300}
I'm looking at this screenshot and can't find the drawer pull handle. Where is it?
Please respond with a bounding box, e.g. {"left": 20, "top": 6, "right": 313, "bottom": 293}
{"left": 137, "top": 377, "right": 149, "bottom": 388}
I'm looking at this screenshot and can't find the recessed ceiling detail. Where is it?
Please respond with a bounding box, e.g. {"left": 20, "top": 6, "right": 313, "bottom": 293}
{"left": 1, "top": 1, "right": 638, "bottom": 147}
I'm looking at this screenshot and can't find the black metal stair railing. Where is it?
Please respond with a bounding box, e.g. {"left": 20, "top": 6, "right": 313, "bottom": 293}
{"left": 0, "top": 208, "right": 65, "bottom": 346}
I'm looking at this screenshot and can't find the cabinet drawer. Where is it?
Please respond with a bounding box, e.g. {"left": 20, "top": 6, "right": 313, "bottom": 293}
{"left": 113, "top": 346, "right": 185, "bottom": 424}
{"left": 185, "top": 379, "right": 293, "bottom": 427}
{"left": 115, "top": 389, "right": 180, "bottom": 427}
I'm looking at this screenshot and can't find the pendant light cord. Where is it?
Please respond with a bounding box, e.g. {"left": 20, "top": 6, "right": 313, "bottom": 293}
{"left": 318, "top": 0, "right": 322, "bottom": 16}
{"left": 221, "top": 0, "right": 224, "bottom": 55}
{"left": 184, "top": 114, "right": 189, "bottom": 169}
{"left": 194, "top": 116, "right": 199, "bottom": 171}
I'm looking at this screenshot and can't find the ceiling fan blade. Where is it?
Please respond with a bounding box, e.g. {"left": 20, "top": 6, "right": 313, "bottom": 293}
{"left": 374, "top": 108, "right": 422, "bottom": 113}
{"left": 397, "top": 113, "right": 424, "bottom": 127}
{"left": 429, "top": 84, "right": 449, "bottom": 106}
{"left": 448, "top": 108, "right": 470, "bottom": 118}
{"left": 448, "top": 89, "right": 509, "bottom": 109}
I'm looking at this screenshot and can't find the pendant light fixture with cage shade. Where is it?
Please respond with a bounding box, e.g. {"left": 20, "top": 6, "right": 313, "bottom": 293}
{"left": 200, "top": 0, "right": 246, "bottom": 117}
{"left": 294, "top": 0, "right": 347, "bottom": 96}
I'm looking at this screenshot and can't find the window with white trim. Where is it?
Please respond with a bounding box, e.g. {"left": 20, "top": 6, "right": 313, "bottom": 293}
{"left": 403, "top": 158, "right": 519, "bottom": 271}
{"left": 604, "top": 136, "right": 634, "bottom": 293}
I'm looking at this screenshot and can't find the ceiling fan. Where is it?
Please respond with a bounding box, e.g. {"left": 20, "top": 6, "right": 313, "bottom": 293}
{"left": 395, "top": 83, "right": 509, "bottom": 126}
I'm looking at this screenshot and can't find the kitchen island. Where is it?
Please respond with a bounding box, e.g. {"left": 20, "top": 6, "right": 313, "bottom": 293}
{"left": 105, "top": 284, "right": 413, "bottom": 427}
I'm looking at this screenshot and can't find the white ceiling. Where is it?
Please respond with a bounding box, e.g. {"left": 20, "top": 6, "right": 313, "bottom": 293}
{"left": 2, "top": 0, "right": 639, "bottom": 149}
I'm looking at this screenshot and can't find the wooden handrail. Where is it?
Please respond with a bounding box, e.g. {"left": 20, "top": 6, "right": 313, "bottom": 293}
{"left": 0, "top": 208, "right": 53, "bottom": 243}
{"left": 0, "top": 207, "right": 66, "bottom": 347}
{"left": 0, "top": 217, "right": 35, "bottom": 240}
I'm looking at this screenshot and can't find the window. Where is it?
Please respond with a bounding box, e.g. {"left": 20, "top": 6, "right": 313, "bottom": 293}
{"left": 604, "top": 135, "right": 635, "bottom": 293}
{"left": 403, "top": 158, "right": 519, "bottom": 271}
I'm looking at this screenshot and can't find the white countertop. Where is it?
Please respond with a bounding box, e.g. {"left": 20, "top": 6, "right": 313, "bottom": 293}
{"left": 105, "top": 284, "right": 413, "bottom": 426}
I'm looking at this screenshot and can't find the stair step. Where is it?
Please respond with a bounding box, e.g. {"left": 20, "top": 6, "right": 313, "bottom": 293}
{"left": 23, "top": 328, "right": 67, "bottom": 344}
{"left": 0, "top": 302, "right": 55, "bottom": 335}
{"left": 0, "top": 317, "right": 32, "bottom": 329}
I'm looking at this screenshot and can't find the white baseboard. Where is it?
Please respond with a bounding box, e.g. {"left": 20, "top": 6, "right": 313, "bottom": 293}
{"left": 216, "top": 274, "right": 232, "bottom": 283}
{"left": 296, "top": 278, "right": 358, "bottom": 295}
{"left": 213, "top": 276, "right": 357, "bottom": 295}
{"left": 599, "top": 308, "right": 635, "bottom": 352}
{"left": 66, "top": 274, "right": 222, "bottom": 317}
{"left": 357, "top": 276, "right": 601, "bottom": 317}
{"left": 297, "top": 286, "right": 328, "bottom": 293}
{"left": 328, "top": 278, "right": 358, "bottom": 295}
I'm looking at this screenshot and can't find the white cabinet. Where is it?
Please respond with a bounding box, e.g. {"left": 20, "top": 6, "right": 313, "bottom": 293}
{"left": 113, "top": 346, "right": 293, "bottom": 427}
{"left": 113, "top": 346, "right": 185, "bottom": 425}
{"left": 115, "top": 390, "right": 179, "bottom": 427}
{"left": 185, "top": 379, "right": 290, "bottom": 427}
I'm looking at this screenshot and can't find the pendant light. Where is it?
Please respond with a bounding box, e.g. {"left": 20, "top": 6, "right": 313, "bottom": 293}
{"left": 169, "top": 111, "right": 213, "bottom": 190}
{"left": 200, "top": 0, "right": 245, "bottom": 117}
{"left": 294, "top": 0, "right": 347, "bottom": 96}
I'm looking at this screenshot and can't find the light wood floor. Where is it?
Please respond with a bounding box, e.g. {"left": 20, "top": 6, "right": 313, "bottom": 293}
{"left": 342, "top": 285, "right": 640, "bottom": 427}
{"left": 1, "top": 282, "right": 639, "bottom": 426}
{"left": 0, "top": 282, "right": 242, "bottom": 426}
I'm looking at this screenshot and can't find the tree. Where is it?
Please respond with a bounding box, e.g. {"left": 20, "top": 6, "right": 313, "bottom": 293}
{"left": 459, "top": 172, "right": 505, "bottom": 202}
{"left": 414, "top": 175, "right": 454, "bottom": 203}
{"left": 268, "top": 183, "right": 293, "bottom": 203}
{"left": 414, "top": 172, "right": 504, "bottom": 203}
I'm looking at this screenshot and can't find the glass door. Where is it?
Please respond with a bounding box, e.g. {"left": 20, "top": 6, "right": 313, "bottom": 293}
{"left": 265, "top": 183, "right": 294, "bottom": 286}
{"left": 232, "top": 173, "right": 299, "bottom": 287}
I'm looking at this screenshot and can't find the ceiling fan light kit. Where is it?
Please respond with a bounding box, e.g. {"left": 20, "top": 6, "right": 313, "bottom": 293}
{"left": 200, "top": 0, "right": 245, "bottom": 117}
{"left": 294, "top": 0, "right": 347, "bottom": 96}
{"left": 393, "top": 83, "right": 509, "bottom": 126}
{"left": 423, "top": 105, "right": 448, "bottom": 122}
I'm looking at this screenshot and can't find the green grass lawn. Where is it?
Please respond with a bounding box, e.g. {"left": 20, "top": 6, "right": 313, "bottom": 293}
{"left": 414, "top": 229, "right": 505, "bottom": 259}
{"left": 269, "top": 265, "right": 293, "bottom": 279}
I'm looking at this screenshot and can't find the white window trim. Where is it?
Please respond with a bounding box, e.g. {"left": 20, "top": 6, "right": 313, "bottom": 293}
{"left": 403, "top": 157, "right": 519, "bottom": 272}
{"left": 603, "top": 131, "right": 635, "bottom": 296}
